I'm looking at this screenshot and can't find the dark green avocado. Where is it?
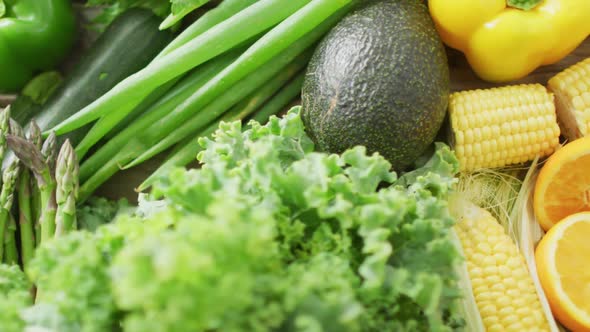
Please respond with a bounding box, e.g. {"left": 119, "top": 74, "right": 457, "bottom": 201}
{"left": 301, "top": 0, "right": 449, "bottom": 171}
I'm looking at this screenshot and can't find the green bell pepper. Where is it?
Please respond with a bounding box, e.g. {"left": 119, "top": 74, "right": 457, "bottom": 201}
{"left": 0, "top": 0, "right": 77, "bottom": 92}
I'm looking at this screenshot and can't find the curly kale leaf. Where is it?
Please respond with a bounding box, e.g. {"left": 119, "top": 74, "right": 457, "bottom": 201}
{"left": 0, "top": 264, "right": 32, "bottom": 332}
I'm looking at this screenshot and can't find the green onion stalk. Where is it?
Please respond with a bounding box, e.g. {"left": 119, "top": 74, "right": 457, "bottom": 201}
{"left": 77, "top": 3, "right": 354, "bottom": 199}
{"left": 50, "top": 0, "right": 316, "bottom": 139}
{"left": 137, "top": 67, "right": 306, "bottom": 191}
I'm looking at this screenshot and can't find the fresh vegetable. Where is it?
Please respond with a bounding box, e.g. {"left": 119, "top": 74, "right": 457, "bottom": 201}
{"left": 17, "top": 124, "right": 43, "bottom": 268}
{"left": 83, "top": 0, "right": 258, "bottom": 151}
{"left": 77, "top": 46, "right": 248, "bottom": 183}
{"left": 26, "top": 230, "right": 120, "bottom": 331}
{"left": 0, "top": 160, "right": 20, "bottom": 262}
{"left": 449, "top": 198, "right": 551, "bottom": 331}
{"left": 428, "top": 0, "right": 590, "bottom": 82}
{"left": 301, "top": 0, "right": 449, "bottom": 171}
{"left": 17, "top": 8, "right": 173, "bottom": 150}
{"left": 0, "top": 264, "right": 32, "bottom": 332}
{"left": 122, "top": 46, "right": 313, "bottom": 169}
{"left": 156, "top": 0, "right": 259, "bottom": 58}
{"left": 533, "top": 136, "right": 590, "bottom": 231}
{"left": 28, "top": 122, "right": 43, "bottom": 246}
{"left": 548, "top": 57, "right": 590, "bottom": 141}
{"left": 4, "top": 215, "right": 18, "bottom": 265}
{"left": 7, "top": 134, "right": 58, "bottom": 243}
{"left": 54, "top": 140, "right": 79, "bottom": 237}
{"left": 448, "top": 84, "right": 561, "bottom": 171}
{"left": 535, "top": 211, "right": 590, "bottom": 332}
{"left": 50, "top": 0, "right": 321, "bottom": 137}
{"left": 0, "top": 0, "right": 76, "bottom": 92}
{"left": 248, "top": 72, "right": 305, "bottom": 125}
{"left": 0, "top": 107, "right": 9, "bottom": 161}
{"left": 76, "top": 1, "right": 354, "bottom": 197}
{"left": 138, "top": 71, "right": 306, "bottom": 191}
{"left": 6, "top": 109, "right": 463, "bottom": 331}
{"left": 76, "top": 196, "right": 130, "bottom": 232}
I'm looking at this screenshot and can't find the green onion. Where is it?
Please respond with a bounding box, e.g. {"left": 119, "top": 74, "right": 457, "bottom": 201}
{"left": 78, "top": 0, "right": 260, "bottom": 157}
{"left": 157, "top": 0, "right": 259, "bottom": 57}
{"left": 49, "top": 0, "right": 313, "bottom": 136}
{"left": 81, "top": 48, "right": 309, "bottom": 196}
{"left": 78, "top": 47, "right": 245, "bottom": 181}
{"left": 79, "top": 0, "right": 351, "bottom": 183}
{"left": 123, "top": 46, "right": 313, "bottom": 169}
{"left": 78, "top": 142, "right": 141, "bottom": 203}
{"left": 136, "top": 0, "right": 353, "bottom": 162}
{"left": 248, "top": 72, "right": 305, "bottom": 125}
{"left": 138, "top": 70, "right": 305, "bottom": 192}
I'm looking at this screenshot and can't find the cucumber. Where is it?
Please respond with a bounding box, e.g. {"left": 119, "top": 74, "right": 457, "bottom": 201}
{"left": 24, "top": 8, "right": 173, "bottom": 143}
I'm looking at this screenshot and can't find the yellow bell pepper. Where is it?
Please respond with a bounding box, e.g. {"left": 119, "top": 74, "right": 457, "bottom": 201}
{"left": 428, "top": 0, "right": 590, "bottom": 82}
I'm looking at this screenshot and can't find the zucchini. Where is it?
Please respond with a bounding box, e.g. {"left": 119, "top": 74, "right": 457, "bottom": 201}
{"left": 24, "top": 8, "right": 173, "bottom": 144}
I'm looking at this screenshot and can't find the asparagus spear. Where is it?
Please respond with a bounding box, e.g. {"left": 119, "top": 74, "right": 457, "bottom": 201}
{"left": 6, "top": 133, "right": 57, "bottom": 243}
{"left": 28, "top": 121, "right": 42, "bottom": 247}
{"left": 54, "top": 140, "right": 79, "bottom": 237}
{"left": 16, "top": 121, "right": 42, "bottom": 266}
{"left": 4, "top": 214, "right": 18, "bottom": 265}
{"left": 0, "top": 106, "right": 10, "bottom": 163}
{"left": 9, "top": 119, "right": 24, "bottom": 139}
{"left": 0, "top": 159, "right": 20, "bottom": 261}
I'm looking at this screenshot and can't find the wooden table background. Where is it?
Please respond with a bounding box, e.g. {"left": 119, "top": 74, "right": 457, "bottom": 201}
{"left": 96, "top": 37, "right": 590, "bottom": 202}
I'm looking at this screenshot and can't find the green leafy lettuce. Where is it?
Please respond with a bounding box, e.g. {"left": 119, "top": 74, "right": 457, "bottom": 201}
{"left": 0, "top": 264, "right": 32, "bottom": 332}
{"left": 13, "top": 107, "right": 463, "bottom": 331}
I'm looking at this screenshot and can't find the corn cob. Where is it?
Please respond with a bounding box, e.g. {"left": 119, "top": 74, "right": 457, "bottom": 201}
{"left": 449, "top": 84, "right": 560, "bottom": 171}
{"left": 453, "top": 201, "right": 550, "bottom": 332}
{"left": 547, "top": 57, "right": 590, "bottom": 141}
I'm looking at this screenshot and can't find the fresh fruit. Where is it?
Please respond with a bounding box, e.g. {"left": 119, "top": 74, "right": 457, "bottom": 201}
{"left": 533, "top": 136, "right": 590, "bottom": 230}
{"left": 535, "top": 211, "right": 590, "bottom": 332}
{"left": 301, "top": 0, "right": 449, "bottom": 171}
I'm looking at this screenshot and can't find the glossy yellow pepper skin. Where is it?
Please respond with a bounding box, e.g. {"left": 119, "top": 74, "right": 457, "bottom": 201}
{"left": 428, "top": 0, "right": 590, "bottom": 82}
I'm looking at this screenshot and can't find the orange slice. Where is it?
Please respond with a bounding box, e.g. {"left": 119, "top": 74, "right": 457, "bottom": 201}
{"left": 534, "top": 136, "right": 590, "bottom": 231}
{"left": 535, "top": 212, "right": 590, "bottom": 332}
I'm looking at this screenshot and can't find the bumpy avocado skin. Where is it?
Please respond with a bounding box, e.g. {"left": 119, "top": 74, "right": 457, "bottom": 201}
{"left": 301, "top": 0, "right": 449, "bottom": 171}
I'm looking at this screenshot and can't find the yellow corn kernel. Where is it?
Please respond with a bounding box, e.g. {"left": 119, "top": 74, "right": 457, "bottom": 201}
{"left": 449, "top": 84, "right": 560, "bottom": 171}
{"left": 548, "top": 57, "right": 590, "bottom": 141}
{"left": 454, "top": 205, "right": 550, "bottom": 332}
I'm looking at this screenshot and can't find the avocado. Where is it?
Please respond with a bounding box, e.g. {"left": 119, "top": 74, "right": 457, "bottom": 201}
{"left": 301, "top": 0, "right": 449, "bottom": 171}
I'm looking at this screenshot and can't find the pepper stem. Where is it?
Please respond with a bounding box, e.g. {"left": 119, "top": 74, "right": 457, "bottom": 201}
{"left": 507, "top": 0, "right": 542, "bottom": 10}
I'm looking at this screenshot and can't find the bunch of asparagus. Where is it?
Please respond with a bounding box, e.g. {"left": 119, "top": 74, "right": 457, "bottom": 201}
{"left": 0, "top": 106, "right": 79, "bottom": 268}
